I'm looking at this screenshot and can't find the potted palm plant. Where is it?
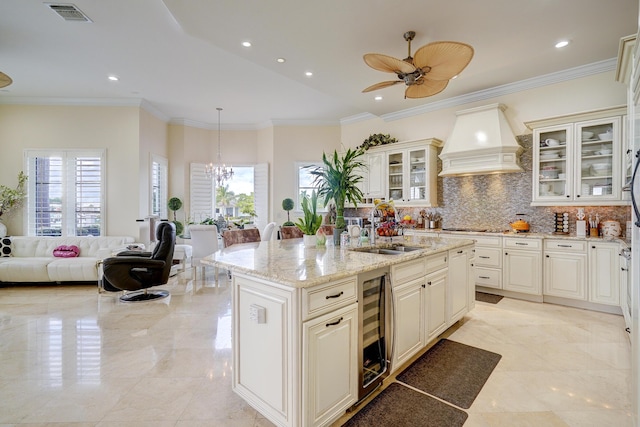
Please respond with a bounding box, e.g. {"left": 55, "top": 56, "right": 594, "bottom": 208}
{"left": 0, "top": 171, "right": 27, "bottom": 238}
{"left": 295, "top": 190, "right": 322, "bottom": 247}
{"left": 309, "top": 147, "right": 366, "bottom": 245}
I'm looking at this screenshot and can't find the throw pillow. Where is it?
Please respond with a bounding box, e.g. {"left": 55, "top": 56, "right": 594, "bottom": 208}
{"left": 0, "top": 237, "right": 11, "bottom": 257}
{"left": 53, "top": 245, "right": 80, "bottom": 258}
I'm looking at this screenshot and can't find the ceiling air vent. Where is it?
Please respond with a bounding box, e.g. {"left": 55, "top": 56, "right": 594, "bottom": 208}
{"left": 46, "top": 3, "right": 92, "bottom": 22}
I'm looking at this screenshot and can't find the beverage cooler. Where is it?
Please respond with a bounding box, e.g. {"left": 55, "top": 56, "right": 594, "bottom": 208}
{"left": 357, "top": 267, "right": 390, "bottom": 401}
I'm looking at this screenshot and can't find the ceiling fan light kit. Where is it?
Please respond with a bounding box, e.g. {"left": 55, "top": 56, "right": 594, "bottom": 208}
{"left": 363, "top": 30, "right": 474, "bottom": 99}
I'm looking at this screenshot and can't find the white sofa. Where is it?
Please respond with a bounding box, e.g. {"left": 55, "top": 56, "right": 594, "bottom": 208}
{"left": 0, "top": 235, "right": 135, "bottom": 283}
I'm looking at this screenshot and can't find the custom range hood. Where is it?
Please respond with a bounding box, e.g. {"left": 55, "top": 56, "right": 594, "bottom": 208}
{"left": 439, "top": 103, "right": 523, "bottom": 176}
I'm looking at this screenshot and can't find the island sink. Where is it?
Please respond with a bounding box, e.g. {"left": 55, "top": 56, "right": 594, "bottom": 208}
{"left": 350, "top": 244, "right": 425, "bottom": 255}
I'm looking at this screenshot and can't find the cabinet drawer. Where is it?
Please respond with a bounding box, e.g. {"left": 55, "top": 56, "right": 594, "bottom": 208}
{"left": 475, "top": 267, "right": 502, "bottom": 289}
{"left": 392, "top": 258, "right": 426, "bottom": 284}
{"left": 425, "top": 252, "right": 448, "bottom": 274}
{"left": 504, "top": 237, "right": 542, "bottom": 250}
{"left": 303, "top": 277, "right": 358, "bottom": 320}
{"left": 472, "top": 235, "right": 502, "bottom": 247}
{"left": 544, "top": 239, "right": 587, "bottom": 252}
{"left": 474, "top": 247, "right": 502, "bottom": 268}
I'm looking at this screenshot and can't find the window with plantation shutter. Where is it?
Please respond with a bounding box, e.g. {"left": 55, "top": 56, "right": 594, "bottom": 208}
{"left": 24, "top": 149, "right": 105, "bottom": 236}
{"left": 151, "top": 155, "right": 168, "bottom": 219}
{"left": 189, "top": 163, "right": 214, "bottom": 223}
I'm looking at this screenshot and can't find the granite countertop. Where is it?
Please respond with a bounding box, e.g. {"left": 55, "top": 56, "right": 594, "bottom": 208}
{"left": 410, "top": 228, "right": 630, "bottom": 246}
{"left": 201, "top": 235, "right": 474, "bottom": 289}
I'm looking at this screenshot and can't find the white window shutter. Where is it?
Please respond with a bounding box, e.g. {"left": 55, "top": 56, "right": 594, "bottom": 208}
{"left": 253, "top": 163, "right": 269, "bottom": 232}
{"left": 190, "top": 163, "right": 214, "bottom": 223}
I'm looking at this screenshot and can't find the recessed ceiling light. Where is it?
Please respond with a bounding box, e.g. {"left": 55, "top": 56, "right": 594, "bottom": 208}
{"left": 305, "top": 71, "right": 313, "bottom": 77}
{"left": 108, "top": 75, "right": 119, "bottom": 82}
{"left": 555, "top": 40, "right": 570, "bottom": 48}
{"left": 276, "top": 58, "right": 286, "bottom": 63}
{"left": 374, "top": 95, "right": 383, "bottom": 101}
{"left": 242, "top": 41, "right": 252, "bottom": 47}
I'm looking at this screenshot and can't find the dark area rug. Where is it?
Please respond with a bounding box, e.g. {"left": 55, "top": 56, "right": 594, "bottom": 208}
{"left": 475, "top": 291, "right": 503, "bottom": 304}
{"left": 342, "top": 382, "right": 468, "bottom": 427}
{"left": 396, "top": 339, "right": 501, "bottom": 409}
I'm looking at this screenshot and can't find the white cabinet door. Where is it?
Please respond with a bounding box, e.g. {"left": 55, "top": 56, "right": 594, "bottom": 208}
{"left": 544, "top": 252, "right": 587, "bottom": 300}
{"left": 303, "top": 303, "right": 358, "bottom": 427}
{"left": 391, "top": 278, "right": 425, "bottom": 370}
{"left": 530, "top": 110, "right": 626, "bottom": 206}
{"left": 588, "top": 242, "right": 620, "bottom": 306}
{"left": 426, "top": 268, "right": 447, "bottom": 340}
{"left": 366, "top": 152, "right": 385, "bottom": 199}
{"left": 234, "top": 276, "right": 293, "bottom": 426}
{"left": 448, "top": 248, "right": 469, "bottom": 324}
{"left": 503, "top": 249, "right": 542, "bottom": 295}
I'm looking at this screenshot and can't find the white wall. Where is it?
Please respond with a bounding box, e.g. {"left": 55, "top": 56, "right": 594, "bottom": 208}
{"left": 271, "top": 125, "right": 341, "bottom": 224}
{"left": 0, "top": 70, "right": 628, "bottom": 236}
{"left": 0, "top": 105, "right": 143, "bottom": 237}
{"left": 340, "top": 72, "right": 627, "bottom": 149}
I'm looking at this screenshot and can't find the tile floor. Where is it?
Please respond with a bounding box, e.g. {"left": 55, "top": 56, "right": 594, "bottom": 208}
{"left": 0, "top": 269, "right": 632, "bottom": 426}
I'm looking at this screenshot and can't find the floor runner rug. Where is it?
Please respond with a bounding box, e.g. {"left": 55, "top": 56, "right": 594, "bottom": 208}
{"left": 342, "top": 382, "right": 468, "bottom": 427}
{"left": 396, "top": 338, "right": 501, "bottom": 409}
{"left": 476, "top": 291, "right": 504, "bottom": 304}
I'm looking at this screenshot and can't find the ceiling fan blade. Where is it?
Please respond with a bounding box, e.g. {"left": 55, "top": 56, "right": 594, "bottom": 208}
{"left": 362, "top": 80, "right": 403, "bottom": 93}
{"left": 413, "top": 41, "right": 474, "bottom": 81}
{"left": 363, "top": 53, "right": 416, "bottom": 74}
{"left": 0, "top": 72, "right": 12, "bottom": 88}
{"left": 404, "top": 78, "right": 449, "bottom": 99}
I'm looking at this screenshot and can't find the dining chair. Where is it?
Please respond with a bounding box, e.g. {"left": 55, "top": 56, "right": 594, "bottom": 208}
{"left": 262, "top": 222, "right": 277, "bottom": 241}
{"left": 280, "top": 225, "right": 304, "bottom": 239}
{"left": 188, "top": 224, "right": 219, "bottom": 281}
{"left": 222, "top": 228, "right": 262, "bottom": 247}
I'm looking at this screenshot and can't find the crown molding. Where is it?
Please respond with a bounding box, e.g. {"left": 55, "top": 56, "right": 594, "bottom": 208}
{"left": 340, "top": 112, "right": 379, "bottom": 125}
{"left": 0, "top": 59, "right": 618, "bottom": 128}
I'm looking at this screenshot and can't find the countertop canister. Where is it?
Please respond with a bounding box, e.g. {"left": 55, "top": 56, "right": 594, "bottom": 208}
{"left": 601, "top": 220, "right": 621, "bottom": 238}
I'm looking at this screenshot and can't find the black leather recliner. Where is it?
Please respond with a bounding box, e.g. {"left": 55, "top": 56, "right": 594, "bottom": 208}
{"left": 102, "top": 222, "right": 176, "bottom": 302}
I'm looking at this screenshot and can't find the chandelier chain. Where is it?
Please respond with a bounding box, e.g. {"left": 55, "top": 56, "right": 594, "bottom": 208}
{"left": 205, "top": 107, "right": 233, "bottom": 185}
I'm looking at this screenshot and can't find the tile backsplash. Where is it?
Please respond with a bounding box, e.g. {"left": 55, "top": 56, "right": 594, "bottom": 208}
{"left": 347, "top": 134, "right": 631, "bottom": 236}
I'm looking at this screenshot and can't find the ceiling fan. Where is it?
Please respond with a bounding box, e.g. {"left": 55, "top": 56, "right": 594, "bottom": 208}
{"left": 362, "top": 31, "right": 474, "bottom": 99}
{"left": 0, "top": 72, "right": 12, "bottom": 89}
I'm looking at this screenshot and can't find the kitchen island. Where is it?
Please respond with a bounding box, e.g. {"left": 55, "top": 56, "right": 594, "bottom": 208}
{"left": 202, "top": 235, "right": 475, "bottom": 427}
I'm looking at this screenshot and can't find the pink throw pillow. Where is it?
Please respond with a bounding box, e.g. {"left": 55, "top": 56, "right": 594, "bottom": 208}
{"left": 53, "top": 245, "right": 80, "bottom": 258}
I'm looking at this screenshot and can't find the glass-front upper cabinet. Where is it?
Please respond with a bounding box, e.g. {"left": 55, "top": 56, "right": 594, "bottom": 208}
{"left": 386, "top": 147, "right": 430, "bottom": 204}
{"left": 532, "top": 115, "right": 623, "bottom": 205}
{"left": 575, "top": 117, "right": 620, "bottom": 202}
{"left": 387, "top": 151, "right": 404, "bottom": 201}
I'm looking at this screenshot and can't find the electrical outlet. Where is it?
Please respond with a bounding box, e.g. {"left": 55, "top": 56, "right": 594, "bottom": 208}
{"left": 249, "top": 304, "right": 266, "bottom": 324}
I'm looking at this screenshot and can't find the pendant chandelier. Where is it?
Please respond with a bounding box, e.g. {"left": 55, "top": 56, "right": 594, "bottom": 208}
{"left": 205, "top": 107, "right": 234, "bottom": 186}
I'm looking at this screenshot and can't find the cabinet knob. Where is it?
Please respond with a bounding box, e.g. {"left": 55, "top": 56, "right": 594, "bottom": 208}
{"left": 505, "top": 252, "right": 508, "bottom": 256}
{"left": 566, "top": 195, "right": 570, "bottom": 198}
{"left": 427, "top": 281, "right": 432, "bottom": 286}
{"left": 546, "top": 254, "right": 550, "bottom": 258}
{"left": 576, "top": 195, "right": 580, "bottom": 198}
{"left": 591, "top": 246, "right": 596, "bottom": 249}
{"left": 422, "top": 284, "right": 426, "bottom": 288}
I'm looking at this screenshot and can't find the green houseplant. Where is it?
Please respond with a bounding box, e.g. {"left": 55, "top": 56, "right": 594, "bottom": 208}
{"left": 0, "top": 171, "right": 27, "bottom": 237}
{"left": 309, "top": 147, "right": 366, "bottom": 244}
{"left": 295, "top": 191, "right": 322, "bottom": 246}
{"left": 167, "top": 197, "right": 184, "bottom": 235}
{"left": 0, "top": 171, "right": 27, "bottom": 219}
{"left": 282, "top": 198, "right": 295, "bottom": 226}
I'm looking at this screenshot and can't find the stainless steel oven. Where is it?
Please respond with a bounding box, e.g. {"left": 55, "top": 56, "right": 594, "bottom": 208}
{"left": 357, "top": 267, "right": 390, "bottom": 402}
